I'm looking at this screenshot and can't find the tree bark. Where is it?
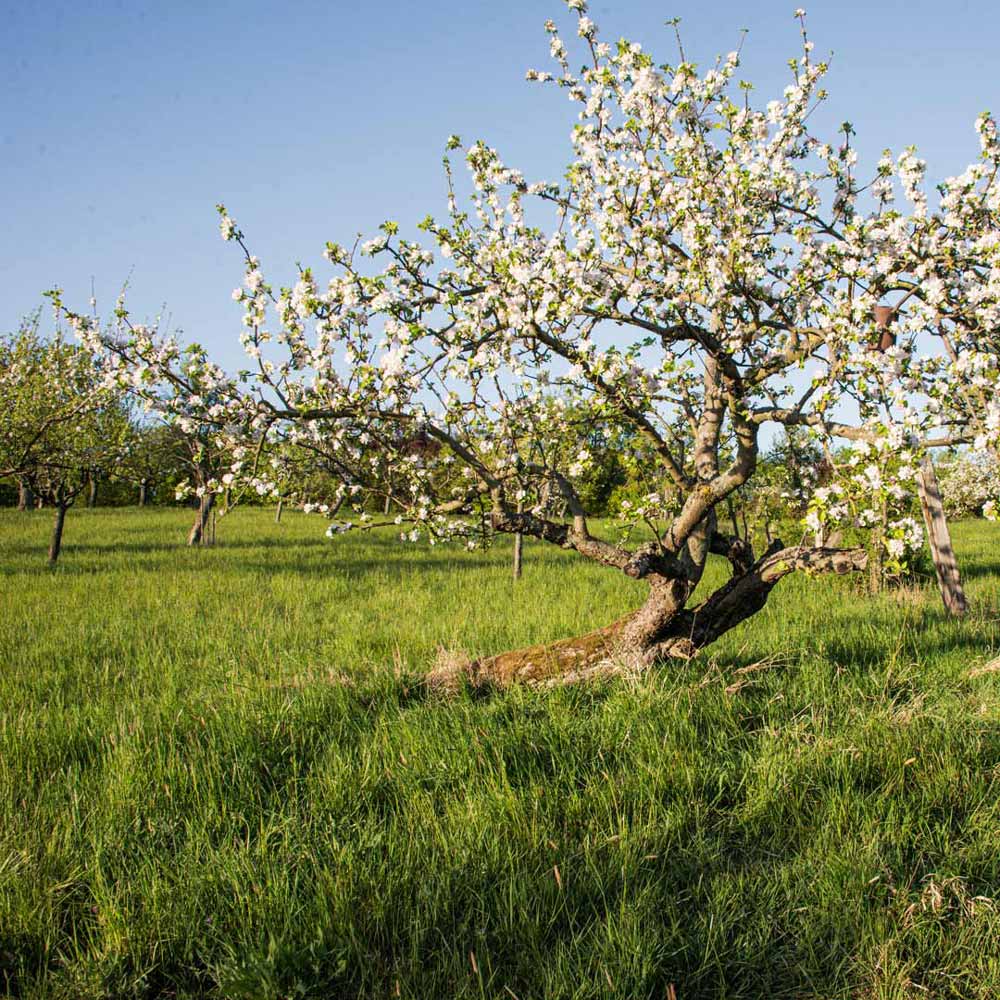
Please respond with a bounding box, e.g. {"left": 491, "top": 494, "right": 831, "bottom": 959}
{"left": 275, "top": 499, "right": 284, "bottom": 524}
{"left": 433, "top": 542, "right": 867, "bottom": 691}
{"left": 87, "top": 475, "right": 98, "bottom": 508}
{"left": 17, "top": 480, "right": 34, "bottom": 511}
{"left": 187, "top": 492, "right": 216, "bottom": 546}
{"left": 48, "top": 502, "right": 68, "bottom": 566}
{"left": 916, "top": 455, "right": 967, "bottom": 617}
{"left": 512, "top": 500, "right": 524, "bottom": 579}
{"left": 139, "top": 480, "right": 148, "bottom": 507}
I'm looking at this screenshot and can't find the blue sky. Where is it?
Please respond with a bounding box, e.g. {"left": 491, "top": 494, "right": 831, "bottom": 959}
{"left": 3, "top": 0, "right": 997, "bottom": 370}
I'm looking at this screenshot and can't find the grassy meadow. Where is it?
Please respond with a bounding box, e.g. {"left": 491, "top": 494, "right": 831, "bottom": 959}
{"left": 3, "top": 507, "right": 1000, "bottom": 999}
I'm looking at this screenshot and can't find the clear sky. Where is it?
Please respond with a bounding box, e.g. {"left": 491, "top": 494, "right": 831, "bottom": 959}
{"left": 3, "top": 0, "right": 997, "bottom": 370}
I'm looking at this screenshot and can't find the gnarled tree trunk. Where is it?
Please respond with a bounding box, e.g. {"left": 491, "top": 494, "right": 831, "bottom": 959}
{"left": 433, "top": 536, "right": 867, "bottom": 691}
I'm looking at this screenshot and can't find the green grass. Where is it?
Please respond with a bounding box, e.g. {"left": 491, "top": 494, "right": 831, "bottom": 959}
{"left": 2, "top": 507, "right": 1000, "bottom": 999}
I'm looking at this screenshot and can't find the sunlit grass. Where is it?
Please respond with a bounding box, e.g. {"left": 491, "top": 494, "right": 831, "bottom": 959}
{"left": 2, "top": 507, "right": 1000, "bottom": 998}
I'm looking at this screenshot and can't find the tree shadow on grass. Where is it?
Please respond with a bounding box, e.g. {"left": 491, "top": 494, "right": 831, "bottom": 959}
{"left": 946, "top": 558, "right": 1000, "bottom": 583}
{"left": 0, "top": 550, "right": 511, "bottom": 584}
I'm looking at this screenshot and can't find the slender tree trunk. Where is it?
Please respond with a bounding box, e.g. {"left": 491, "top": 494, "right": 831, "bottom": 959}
{"left": 139, "top": 480, "right": 148, "bottom": 507}
{"left": 726, "top": 497, "right": 740, "bottom": 538}
{"left": 917, "top": 455, "right": 967, "bottom": 617}
{"left": 187, "top": 493, "right": 216, "bottom": 546}
{"left": 275, "top": 499, "right": 284, "bottom": 524}
{"left": 87, "top": 475, "right": 98, "bottom": 508}
{"left": 869, "top": 496, "right": 888, "bottom": 593}
{"left": 383, "top": 493, "right": 392, "bottom": 515}
{"left": 512, "top": 500, "right": 524, "bottom": 579}
{"left": 18, "top": 480, "right": 34, "bottom": 511}
{"left": 48, "top": 502, "right": 68, "bottom": 566}
{"left": 512, "top": 533, "right": 523, "bottom": 579}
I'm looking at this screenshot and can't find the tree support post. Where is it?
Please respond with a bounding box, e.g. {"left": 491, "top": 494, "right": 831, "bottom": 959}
{"left": 917, "top": 455, "right": 967, "bottom": 617}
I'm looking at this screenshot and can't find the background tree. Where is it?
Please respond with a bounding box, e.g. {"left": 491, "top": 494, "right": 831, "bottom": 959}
{"left": 45, "top": 299, "right": 264, "bottom": 545}
{"left": 0, "top": 320, "right": 128, "bottom": 564}
{"left": 937, "top": 452, "right": 1000, "bottom": 520}
{"left": 117, "top": 418, "right": 185, "bottom": 507}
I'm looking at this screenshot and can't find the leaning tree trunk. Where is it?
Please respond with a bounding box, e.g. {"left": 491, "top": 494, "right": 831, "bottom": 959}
{"left": 275, "top": 499, "right": 284, "bottom": 524}
{"left": 431, "top": 540, "right": 867, "bottom": 691}
{"left": 48, "top": 502, "right": 69, "bottom": 566}
{"left": 87, "top": 475, "right": 98, "bottom": 508}
{"left": 187, "top": 493, "right": 216, "bottom": 546}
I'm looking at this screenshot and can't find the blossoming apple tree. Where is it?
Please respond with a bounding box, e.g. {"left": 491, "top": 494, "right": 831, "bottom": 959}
{"left": 58, "top": 5, "right": 1000, "bottom": 683}
{"left": 0, "top": 317, "right": 130, "bottom": 564}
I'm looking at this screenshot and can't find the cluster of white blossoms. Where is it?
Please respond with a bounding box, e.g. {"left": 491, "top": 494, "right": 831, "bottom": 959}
{"left": 884, "top": 516, "right": 924, "bottom": 562}
{"left": 615, "top": 491, "right": 682, "bottom": 536}
{"left": 46, "top": 2, "right": 1000, "bottom": 569}
{"left": 802, "top": 434, "right": 929, "bottom": 572}
{"left": 938, "top": 452, "right": 1000, "bottom": 519}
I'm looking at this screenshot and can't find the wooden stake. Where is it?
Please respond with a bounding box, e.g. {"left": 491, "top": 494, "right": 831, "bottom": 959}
{"left": 916, "top": 455, "right": 967, "bottom": 617}
{"left": 871, "top": 303, "right": 966, "bottom": 615}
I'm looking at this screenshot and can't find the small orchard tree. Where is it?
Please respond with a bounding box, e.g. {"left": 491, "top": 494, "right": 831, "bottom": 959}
{"left": 266, "top": 438, "right": 354, "bottom": 524}
{"left": 118, "top": 419, "right": 182, "bottom": 506}
{"left": 1, "top": 317, "right": 97, "bottom": 486}
{"left": 0, "top": 320, "right": 128, "bottom": 564}
{"left": 46, "top": 296, "right": 269, "bottom": 546}
{"left": 59, "top": 5, "right": 1000, "bottom": 682}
